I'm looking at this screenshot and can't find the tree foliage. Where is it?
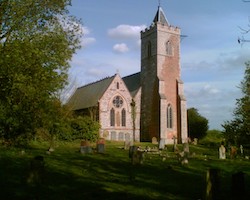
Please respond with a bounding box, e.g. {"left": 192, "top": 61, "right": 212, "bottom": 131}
{"left": 187, "top": 108, "right": 209, "bottom": 139}
{"left": 71, "top": 116, "right": 100, "bottom": 142}
{"left": 222, "top": 62, "right": 250, "bottom": 145}
{"left": 0, "top": 0, "right": 82, "bottom": 145}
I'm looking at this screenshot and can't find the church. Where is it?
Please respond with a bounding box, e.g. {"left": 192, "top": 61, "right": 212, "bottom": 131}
{"left": 67, "top": 6, "right": 188, "bottom": 144}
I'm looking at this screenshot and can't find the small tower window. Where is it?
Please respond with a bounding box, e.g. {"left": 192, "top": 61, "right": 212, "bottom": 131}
{"left": 166, "top": 41, "right": 172, "bottom": 56}
{"left": 167, "top": 105, "right": 173, "bottom": 128}
{"left": 147, "top": 41, "right": 152, "bottom": 58}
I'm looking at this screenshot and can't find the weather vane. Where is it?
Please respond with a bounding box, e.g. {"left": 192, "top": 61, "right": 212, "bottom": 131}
{"left": 158, "top": 0, "right": 161, "bottom": 7}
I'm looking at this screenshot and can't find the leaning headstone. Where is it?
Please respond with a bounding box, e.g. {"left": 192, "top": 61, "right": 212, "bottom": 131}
{"left": 96, "top": 138, "right": 105, "bottom": 154}
{"left": 205, "top": 168, "right": 220, "bottom": 200}
{"left": 231, "top": 171, "right": 245, "bottom": 199}
{"left": 152, "top": 137, "right": 158, "bottom": 144}
{"left": 219, "top": 144, "right": 226, "bottom": 159}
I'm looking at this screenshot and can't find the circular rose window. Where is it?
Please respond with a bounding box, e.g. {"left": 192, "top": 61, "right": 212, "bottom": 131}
{"left": 112, "top": 96, "right": 123, "bottom": 108}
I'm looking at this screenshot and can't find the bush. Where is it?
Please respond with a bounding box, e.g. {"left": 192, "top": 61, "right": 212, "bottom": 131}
{"left": 70, "top": 116, "right": 100, "bottom": 142}
{"left": 199, "top": 129, "right": 224, "bottom": 147}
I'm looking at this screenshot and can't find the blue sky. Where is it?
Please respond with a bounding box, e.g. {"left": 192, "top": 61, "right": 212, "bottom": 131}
{"left": 67, "top": 0, "right": 250, "bottom": 130}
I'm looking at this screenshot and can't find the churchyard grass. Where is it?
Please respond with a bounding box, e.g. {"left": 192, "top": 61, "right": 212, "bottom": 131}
{"left": 0, "top": 140, "right": 250, "bottom": 199}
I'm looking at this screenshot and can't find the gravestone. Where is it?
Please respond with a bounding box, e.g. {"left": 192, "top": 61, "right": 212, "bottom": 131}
{"left": 27, "top": 156, "right": 45, "bottom": 186}
{"left": 159, "top": 139, "right": 165, "bottom": 150}
{"left": 129, "top": 146, "right": 138, "bottom": 158}
{"left": 124, "top": 135, "right": 133, "bottom": 150}
{"left": 219, "top": 144, "right": 226, "bottom": 159}
{"left": 80, "top": 140, "right": 92, "bottom": 154}
{"left": 96, "top": 138, "right": 105, "bottom": 154}
{"left": 183, "top": 142, "right": 189, "bottom": 156}
{"left": 193, "top": 138, "right": 198, "bottom": 145}
{"left": 205, "top": 168, "right": 220, "bottom": 200}
{"left": 230, "top": 146, "right": 237, "bottom": 159}
{"left": 152, "top": 137, "right": 158, "bottom": 144}
{"left": 240, "top": 145, "right": 244, "bottom": 156}
{"left": 132, "top": 150, "right": 145, "bottom": 165}
{"left": 172, "top": 136, "right": 178, "bottom": 152}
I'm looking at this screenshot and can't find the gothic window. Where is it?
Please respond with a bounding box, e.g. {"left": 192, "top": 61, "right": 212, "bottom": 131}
{"left": 122, "top": 108, "right": 126, "bottom": 127}
{"left": 116, "top": 82, "right": 119, "bottom": 89}
{"left": 116, "top": 111, "right": 120, "bottom": 127}
{"left": 167, "top": 105, "right": 173, "bottom": 128}
{"left": 166, "top": 41, "right": 172, "bottom": 56}
{"left": 110, "top": 108, "right": 115, "bottom": 126}
{"left": 112, "top": 96, "right": 123, "bottom": 108}
{"left": 147, "top": 41, "right": 152, "bottom": 58}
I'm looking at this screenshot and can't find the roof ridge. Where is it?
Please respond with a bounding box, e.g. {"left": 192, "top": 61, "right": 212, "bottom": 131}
{"left": 78, "top": 75, "right": 115, "bottom": 89}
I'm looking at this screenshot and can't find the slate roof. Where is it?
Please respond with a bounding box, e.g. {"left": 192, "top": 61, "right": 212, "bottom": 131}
{"left": 122, "top": 72, "right": 141, "bottom": 97}
{"left": 67, "top": 75, "right": 116, "bottom": 110}
{"left": 153, "top": 6, "right": 169, "bottom": 25}
{"left": 67, "top": 72, "right": 141, "bottom": 111}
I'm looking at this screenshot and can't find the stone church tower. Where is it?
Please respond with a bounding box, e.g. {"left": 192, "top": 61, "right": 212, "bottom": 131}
{"left": 140, "top": 6, "right": 187, "bottom": 143}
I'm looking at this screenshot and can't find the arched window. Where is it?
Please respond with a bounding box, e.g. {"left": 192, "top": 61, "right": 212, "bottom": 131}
{"left": 122, "top": 109, "right": 126, "bottom": 127}
{"left": 166, "top": 41, "right": 172, "bottom": 55}
{"left": 110, "top": 108, "right": 115, "bottom": 126}
{"left": 147, "top": 41, "right": 152, "bottom": 58}
{"left": 116, "top": 82, "right": 119, "bottom": 89}
{"left": 167, "top": 105, "right": 173, "bottom": 128}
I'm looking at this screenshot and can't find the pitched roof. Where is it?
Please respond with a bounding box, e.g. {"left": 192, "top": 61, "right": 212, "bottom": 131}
{"left": 122, "top": 72, "right": 141, "bottom": 97}
{"left": 67, "top": 75, "right": 115, "bottom": 110}
{"left": 153, "top": 6, "right": 169, "bottom": 25}
{"left": 67, "top": 72, "right": 141, "bottom": 111}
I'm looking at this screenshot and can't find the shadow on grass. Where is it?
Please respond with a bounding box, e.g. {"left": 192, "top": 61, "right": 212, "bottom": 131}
{"left": 1, "top": 142, "right": 250, "bottom": 200}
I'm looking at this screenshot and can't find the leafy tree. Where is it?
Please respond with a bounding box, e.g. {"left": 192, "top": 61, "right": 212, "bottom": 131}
{"left": 222, "top": 62, "right": 250, "bottom": 145}
{"left": 187, "top": 108, "right": 209, "bottom": 139}
{"left": 0, "top": 0, "right": 82, "bottom": 145}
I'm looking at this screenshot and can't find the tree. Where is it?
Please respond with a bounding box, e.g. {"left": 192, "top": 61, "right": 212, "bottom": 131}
{"left": 0, "top": 0, "right": 82, "bottom": 145}
{"left": 187, "top": 108, "right": 209, "bottom": 139}
{"left": 71, "top": 116, "right": 100, "bottom": 142}
{"left": 222, "top": 62, "right": 250, "bottom": 145}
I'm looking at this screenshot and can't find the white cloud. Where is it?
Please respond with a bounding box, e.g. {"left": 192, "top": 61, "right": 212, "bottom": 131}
{"left": 81, "top": 26, "right": 96, "bottom": 47}
{"left": 113, "top": 43, "right": 129, "bottom": 53}
{"left": 107, "top": 24, "right": 146, "bottom": 39}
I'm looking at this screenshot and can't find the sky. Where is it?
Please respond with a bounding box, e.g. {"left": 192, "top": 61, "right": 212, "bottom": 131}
{"left": 67, "top": 0, "right": 250, "bottom": 130}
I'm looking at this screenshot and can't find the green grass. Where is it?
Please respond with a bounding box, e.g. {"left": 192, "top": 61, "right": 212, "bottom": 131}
{"left": 0, "top": 141, "right": 250, "bottom": 200}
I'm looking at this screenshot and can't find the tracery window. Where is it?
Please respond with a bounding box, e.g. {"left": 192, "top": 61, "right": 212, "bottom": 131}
{"left": 167, "top": 105, "right": 173, "bottom": 128}
{"left": 113, "top": 96, "right": 123, "bottom": 108}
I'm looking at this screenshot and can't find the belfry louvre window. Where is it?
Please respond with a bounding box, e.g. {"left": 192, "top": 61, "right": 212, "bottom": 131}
{"left": 122, "top": 109, "right": 126, "bottom": 127}
{"left": 166, "top": 41, "right": 172, "bottom": 55}
{"left": 167, "top": 105, "right": 173, "bottom": 128}
{"left": 110, "top": 108, "right": 115, "bottom": 126}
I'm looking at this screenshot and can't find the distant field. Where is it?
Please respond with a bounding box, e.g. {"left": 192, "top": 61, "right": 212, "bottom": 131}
{"left": 0, "top": 141, "right": 249, "bottom": 199}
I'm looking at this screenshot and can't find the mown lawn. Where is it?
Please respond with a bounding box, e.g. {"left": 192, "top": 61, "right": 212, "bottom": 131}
{"left": 0, "top": 141, "right": 249, "bottom": 200}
